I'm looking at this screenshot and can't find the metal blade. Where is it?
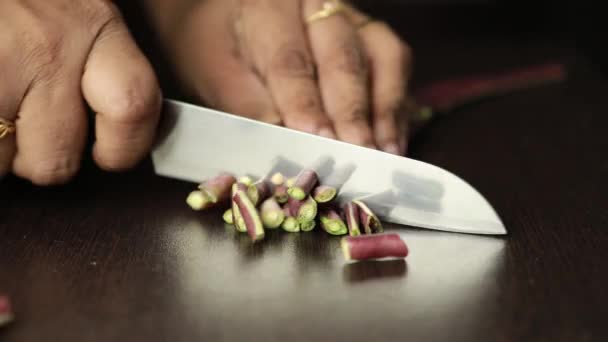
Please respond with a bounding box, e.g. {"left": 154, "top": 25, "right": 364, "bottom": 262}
{"left": 151, "top": 99, "right": 506, "bottom": 235}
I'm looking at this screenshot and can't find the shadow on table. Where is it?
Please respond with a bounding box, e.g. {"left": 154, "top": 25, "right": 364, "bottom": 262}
{"left": 343, "top": 259, "right": 408, "bottom": 283}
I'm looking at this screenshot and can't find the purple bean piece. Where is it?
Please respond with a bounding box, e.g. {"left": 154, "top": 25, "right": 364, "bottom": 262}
{"left": 344, "top": 202, "right": 361, "bottom": 236}
{"left": 296, "top": 196, "right": 317, "bottom": 223}
{"left": 313, "top": 185, "right": 337, "bottom": 203}
{"left": 320, "top": 209, "right": 348, "bottom": 235}
{"left": 281, "top": 217, "right": 300, "bottom": 233}
{"left": 270, "top": 172, "right": 285, "bottom": 186}
{"left": 233, "top": 189, "right": 265, "bottom": 241}
{"left": 286, "top": 197, "right": 305, "bottom": 217}
{"left": 186, "top": 190, "right": 212, "bottom": 211}
{"left": 248, "top": 180, "right": 272, "bottom": 206}
{"left": 274, "top": 184, "right": 289, "bottom": 204}
{"left": 341, "top": 234, "right": 408, "bottom": 261}
{"left": 232, "top": 184, "right": 248, "bottom": 233}
{"left": 260, "top": 197, "right": 285, "bottom": 229}
{"left": 353, "top": 200, "right": 383, "bottom": 234}
{"left": 198, "top": 173, "right": 237, "bottom": 203}
{"left": 287, "top": 169, "right": 318, "bottom": 200}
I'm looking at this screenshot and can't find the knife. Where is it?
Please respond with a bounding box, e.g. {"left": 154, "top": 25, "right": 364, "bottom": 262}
{"left": 151, "top": 99, "right": 506, "bottom": 235}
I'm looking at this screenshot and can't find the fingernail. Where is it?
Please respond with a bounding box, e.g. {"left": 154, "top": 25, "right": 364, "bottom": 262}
{"left": 318, "top": 127, "right": 336, "bottom": 139}
{"left": 383, "top": 143, "right": 401, "bottom": 155}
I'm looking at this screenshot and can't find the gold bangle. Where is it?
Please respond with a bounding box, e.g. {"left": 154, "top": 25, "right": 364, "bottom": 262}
{"left": 0, "top": 118, "right": 15, "bottom": 139}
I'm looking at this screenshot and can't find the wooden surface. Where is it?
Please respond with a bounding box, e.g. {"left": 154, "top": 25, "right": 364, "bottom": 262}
{"left": 1, "top": 2, "right": 607, "bottom": 341}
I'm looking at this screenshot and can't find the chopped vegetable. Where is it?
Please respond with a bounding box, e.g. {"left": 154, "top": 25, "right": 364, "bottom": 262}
{"left": 341, "top": 233, "right": 409, "bottom": 261}
{"left": 296, "top": 196, "right": 317, "bottom": 223}
{"left": 247, "top": 180, "right": 271, "bottom": 206}
{"left": 185, "top": 170, "right": 403, "bottom": 258}
{"left": 274, "top": 184, "right": 289, "bottom": 204}
{"left": 233, "top": 189, "right": 265, "bottom": 241}
{"left": 320, "top": 209, "right": 348, "bottom": 235}
{"left": 281, "top": 216, "right": 300, "bottom": 232}
{"left": 353, "top": 200, "right": 383, "bottom": 234}
{"left": 285, "top": 197, "right": 303, "bottom": 217}
{"left": 0, "top": 295, "right": 13, "bottom": 327}
{"left": 270, "top": 172, "right": 285, "bottom": 186}
{"left": 238, "top": 176, "right": 254, "bottom": 186}
{"left": 223, "top": 209, "right": 234, "bottom": 225}
{"left": 300, "top": 219, "right": 316, "bottom": 232}
{"left": 287, "top": 169, "right": 318, "bottom": 200}
{"left": 198, "top": 173, "right": 236, "bottom": 203}
{"left": 313, "top": 185, "right": 337, "bottom": 203}
{"left": 186, "top": 190, "right": 211, "bottom": 211}
{"left": 285, "top": 196, "right": 317, "bottom": 224}
{"left": 344, "top": 202, "right": 362, "bottom": 236}
{"left": 231, "top": 183, "right": 248, "bottom": 233}
{"left": 260, "top": 197, "right": 285, "bottom": 229}
{"left": 285, "top": 177, "right": 296, "bottom": 188}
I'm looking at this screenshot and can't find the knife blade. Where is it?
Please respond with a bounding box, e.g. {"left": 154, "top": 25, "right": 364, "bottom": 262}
{"left": 151, "top": 99, "right": 506, "bottom": 235}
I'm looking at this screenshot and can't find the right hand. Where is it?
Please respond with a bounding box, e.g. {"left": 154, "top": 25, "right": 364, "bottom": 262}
{"left": 0, "top": 0, "right": 162, "bottom": 186}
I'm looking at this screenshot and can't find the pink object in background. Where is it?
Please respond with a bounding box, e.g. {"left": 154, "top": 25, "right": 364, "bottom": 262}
{"left": 414, "top": 62, "right": 567, "bottom": 112}
{"left": 0, "top": 295, "right": 14, "bottom": 327}
{"left": 407, "top": 62, "right": 568, "bottom": 134}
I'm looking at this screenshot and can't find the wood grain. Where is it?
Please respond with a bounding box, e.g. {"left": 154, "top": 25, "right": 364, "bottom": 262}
{"left": 1, "top": 1, "right": 606, "bottom": 341}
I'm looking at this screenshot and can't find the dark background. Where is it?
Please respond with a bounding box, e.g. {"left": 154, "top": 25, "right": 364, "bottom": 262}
{"left": 118, "top": 0, "right": 608, "bottom": 93}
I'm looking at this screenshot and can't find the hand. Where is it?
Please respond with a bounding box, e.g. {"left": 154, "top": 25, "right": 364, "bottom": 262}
{"left": 152, "top": 0, "right": 412, "bottom": 155}
{"left": 0, "top": 0, "right": 161, "bottom": 185}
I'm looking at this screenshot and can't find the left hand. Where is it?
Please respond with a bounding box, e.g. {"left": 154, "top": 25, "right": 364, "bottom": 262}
{"left": 151, "top": 0, "right": 412, "bottom": 155}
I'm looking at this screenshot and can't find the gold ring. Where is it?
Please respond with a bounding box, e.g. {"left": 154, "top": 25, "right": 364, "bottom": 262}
{"left": 306, "top": 0, "right": 346, "bottom": 24}
{"left": 0, "top": 118, "right": 16, "bottom": 139}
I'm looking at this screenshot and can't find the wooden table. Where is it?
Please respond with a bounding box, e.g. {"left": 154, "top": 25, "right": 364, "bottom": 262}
{"left": 1, "top": 2, "right": 606, "bottom": 341}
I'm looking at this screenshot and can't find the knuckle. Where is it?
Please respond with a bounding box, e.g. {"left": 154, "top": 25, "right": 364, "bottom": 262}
{"left": 25, "top": 26, "right": 65, "bottom": 73}
{"left": 106, "top": 74, "right": 161, "bottom": 125}
{"left": 293, "top": 93, "right": 322, "bottom": 115}
{"left": 27, "top": 159, "right": 79, "bottom": 186}
{"left": 383, "top": 105, "right": 401, "bottom": 120}
{"left": 86, "top": 1, "right": 123, "bottom": 37}
{"left": 326, "top": 41, "right": 367, "bottom": 77}
{"left": 88, "top": 0, "right": 120, "bottom": 23}
{"left": 269, "top": 43, "right": 315, "bottom": 79}
{"left": 341, "top": 98, "right": 369, "bottom": 123}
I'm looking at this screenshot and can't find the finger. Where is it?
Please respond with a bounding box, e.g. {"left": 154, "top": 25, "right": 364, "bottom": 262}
{"left": 237, "top": 1, "right": 336, "bottom": 138}
{"left": 175, "top": 2, "right": 280, "bottom": 125}
{"left": 0, "top": 53, "right": 22, "bottom": 179}
{"left": 11, "top": 77, "right": 88, "bottom": 185}
{"left": 0, "top": 117, "right": 16, "bottom": 179}
{"left": 9, "top": 25, "right": 89, "bottom": 185}
{"left": 82, "top": 16, "right": 162, "bottom": 171}
{"left": 200, "top": 54, "right": 282, "bottom": 125}
{"left": 353, "top": 15, "right": 413, "bottom": 154}
{"left": 303, "top": 0, "right": 374, "bottom": 147}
